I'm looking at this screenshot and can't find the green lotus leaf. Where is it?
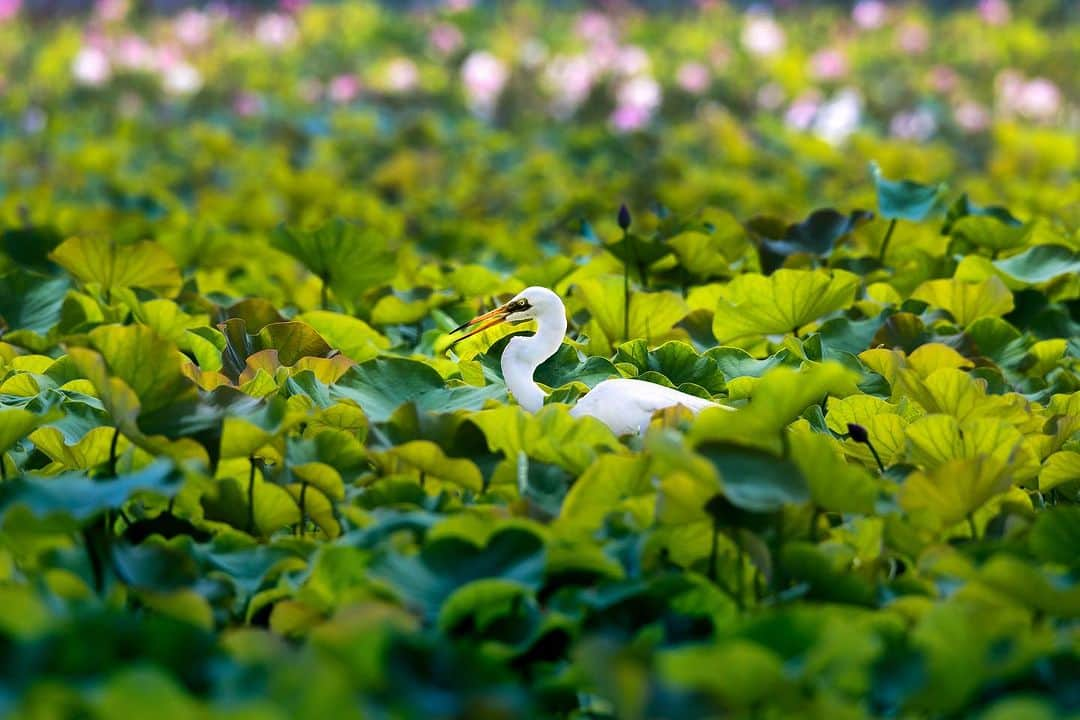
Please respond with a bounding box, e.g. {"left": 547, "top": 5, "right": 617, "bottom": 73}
{"left": 573, "top": 276, "right": 688, "bottom": 350}
{"left": 29, "top": 425, "right": 128, "bottom": 471}
{"left": 332, "top": 357, "right": 504, "bottom": 423}
{"left": 558, "top": 454, "right": 653, "bottom": 535}
{"left": 660, "top": 640, "right": 787, "bottom": 709}
{"left": 369, "top": 526, "right": 545, "bottom": 619}
{"left": 964, "top": 317, "right": 1028, "bottom": 369}
{"left": 257, "top": 322, "right": 332, "bottom": 367}
{"left": 910, "top": 276, "right": 1013, "bottom": 326}
{"left": 904, "top": 415, "right": 1040, "bottom": 481}
{"left": 691, "top": 362, "right": 859, "bottom": 452}
{"left": 271, "top": 218, "right": 396, "bottom": 304}
{"left": 787, "top": 429, "right": 878, "bottom": 514}
{"left": 294, "top": 311, "right": 389, "bottom": 363}
{"left": 712, "top": 269, "right": 859, "bottom": 344}
{"left": 469, "top": 404, "right": 621, "bottom": 475}
{"left": 49, "top": 237, "right": 182, "bottom": 298}
{"left": 437, "top": 577, "right": 535, "bottom": 636}
{"left": 976, "top": 555, "right": 1080, "bottom": 618}
{"left": 698, "top": 442, "right": 809, "bottom": 512}
{"left": 870, "top": 162, "right": 947, "bottom": 222}
{"left": 0, "top": 459, "right": 181, "bottom": 525}
{"left": 825, "top": 394, "right": 912, "bottom": 466}
{"left": 1038, "top": 451, "right": 1080, "bottom": 493}
{"left": 0, "top": 270, "right": 69, "bottom": 335}
{"left": 949, "top": 216, "right": 1029, "bottom": 252}
{"left": 900, "top": 455, "right": 1012, "bottom": 528}
{"left": 668, "top": 231, "right": 736, "bottom": 279}
{"left": 615, "top": 340, "right": 726, "bottom": 394}
{"left": 381, "top": 440, "right": 483, "bottom": 492}
{"left": 992, "top": 244, "right": 1080, "bottom": 285}
{"left": 759, "top": 208, "right": 873, "bottom": 263}
{"left": 604, "top": 232, "right": 672, "bottom": 269}
{"left": 1, "top": 226, "right": 64, "bottom": 272}
{"left": 1028, "top": 506, "right": 1080, "bottom": 569}
{"left": 77, "top": 324, "right": 199, "bottom": 416}
{"left": 0, "top": 407, "right": 49, "bottom": 455}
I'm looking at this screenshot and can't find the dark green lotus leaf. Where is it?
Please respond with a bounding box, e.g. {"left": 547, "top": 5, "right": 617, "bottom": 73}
{"left": 616, "top": 339, "right": 727, "bottom": 393}
{"left": 477, "top": 336, "right": 618, "bottom": 390}
{"left": 226, "top": 298, "right": 286, "bottom": 333}
{"left": 706, "top": 347, "right": 796, "bottom": 380}
{"left": 780, "top": 543, "right": 877, "bottom": 606}
{"left": 816, "top": 315, "right": 885, "bottom": 359}
{"left": 964, "top": 317, "right": 1029, "bottom": 370}
{"left": 697, "top": 442, "right": 809, "bottom": 513}
{"left": 949, "top": 216, "right": 1029, "bottom": 252}
{"left": 942, "top": 193, "right": 1022, "bottom": 235}
{"left": 258, "top": 322, "right": 332, "bottom": 366}
{"left": 1028, "top": 506, "right": 1080, "bottom": 569}
{"left": 369, "top": 526, "right": 546, "bottom": 619}
{"left": 604, "top": 232, "right": 672, "bottom": 271}
{"left": 993, "top": 245, "right": 1080, "bottom": 285}
{"left": 0, "top": 459, "right": 181, "bottom": 525}
{"left": 1, "top": 226, "right": 65, "bottom": 272}
{"left": 871, "top": 312, "right": 931, "bottom": 353}
{"left": 870, "top": 163, "right": 947, "bottom": 222}
{"left": 760, "top": 208, "right": 874, "bottom": 260}
{"left": 0, "top": 270, "right": 69, "bottom": 335}
{"left": 271, "top": 218, "right": 396, "bottom": 303}
{"left": 332, "top": 357, "right": 505, "bottom": 423}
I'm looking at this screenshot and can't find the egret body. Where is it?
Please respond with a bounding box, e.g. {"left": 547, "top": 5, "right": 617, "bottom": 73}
{"left": 451, "top": 287, "right": 732, "bottom": 435}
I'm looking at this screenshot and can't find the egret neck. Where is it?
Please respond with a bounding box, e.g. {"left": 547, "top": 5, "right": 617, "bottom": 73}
{"left": 500, "top": 309, "right": 566, "bottom": 412}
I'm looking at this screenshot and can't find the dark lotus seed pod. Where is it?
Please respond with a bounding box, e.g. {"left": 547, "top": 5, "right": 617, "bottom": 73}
{"left": 846, "top": 422, "right": 870, "bottom": 444}
{"left": 618, "top": 203, "right": 631, "bottom": 231}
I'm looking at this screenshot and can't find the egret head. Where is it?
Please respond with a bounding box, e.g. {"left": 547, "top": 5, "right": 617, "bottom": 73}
{"left": 450, "top": 286, "right": 563, "bottom": 345}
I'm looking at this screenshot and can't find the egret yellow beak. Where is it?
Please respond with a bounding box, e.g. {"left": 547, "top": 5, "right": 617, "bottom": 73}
{"left": 449, "top": 303, "right": 511, "bottom": 347}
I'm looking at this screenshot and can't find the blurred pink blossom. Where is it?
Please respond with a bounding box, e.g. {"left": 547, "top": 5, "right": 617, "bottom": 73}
{"left": 162, "top": 62, "right": 202, "bottom": 95}
{"left": 95, "top": 0, "right": 128, "bottom": 22}
{"left": 609, "top": 104, "right": 651, "bottom": 133}
{"left": 851, "top": 0, "right": 887, "bottom": 29}
{"left": 896, "top": 23, "right": 929, "bottom": 54}
{"left": 785, "top": 91, "right": 822, "bottom": 130}
{"left": 676, "top": 62, "right": 710, "bottom": 94}
{"left": 72, "top": 46, "right": 112, "bottom": 87}
{"left": 1016, "top": 78, "right": 1061, "bottom": 120}
{"left": 328, "top": 74, "right": 361, "bottom": 103}
{"left": 617, "top": 75, "right": 661, "bottom": 112}
{"left": 114, "top": 35, "right": 155, "bottom": 71}
{"left": 385, "top": 57, "right": 419, "bottom": 93}
{"left": 615, "top": 46, "right": 650, "bottom": 76}
{"left": 429, "top": 23, "right": 463, "bottom": 56}
{"left": 175, "top": 9, "right": 211, "bottom": 46}
{"left": 928, "top": 65, "right": 958, "bottom": 93}
{"left": 544, "top": 54, "right": 595, "bottom": 117}
{"left": 978, "top": 0, "right": 1010, "bottom": 25}
{"left": 810, "top": 48, "right": 848, "bottom": 80}
{"left": 954, "top": 101, "right": 990, "bottom": 133}
{"left": 462, "top": 51, "right": 509, "bottom": 117}
{"left": 756, "top": 82, "right": 785, "bottom": 110}
{"left": 254, "top": 13, "right": 297, "bottom": 48}
{"left": 576, "top": 11, "right": 614, "bottom": 42}
{"left": 889, "top": 108, "right": 937, "bottom": 141}
{"left": 0, "top": 0, "right": 20, "bottom": 22}
{"left": 446, "top": 0, "right": 474, "bottom": 12}
{"left": 233, "top": 92, "right": 265, "bottom": 117}
{"left": 742, "top": 14, "right": 785, "bottom": 57}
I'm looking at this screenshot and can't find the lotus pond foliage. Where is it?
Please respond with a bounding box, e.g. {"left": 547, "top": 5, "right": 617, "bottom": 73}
{"left": 1, "top": 1, "right": 1079, "bottom": 719}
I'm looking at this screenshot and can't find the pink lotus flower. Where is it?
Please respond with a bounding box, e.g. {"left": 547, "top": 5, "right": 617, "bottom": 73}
{"left": 676, "top": 62, "right": 710, "bottom": 94}
{"left": 95, "top": 0, "right": 128, "bottom": 22}
{"left": 544, "top": 54, "right": 595, "bottom": 117}
{"left": 72, "top": 46, "right": 111, "bottom": 87}
{"left": 328, "top": 74, "right": 361, "bottom": 103}
{"left": 742, "top": 14, "right": 785, "bottom": 57}
{"left": 616, "top": 46, "right": 651, "bottom": 77}
{"left": 609, "top": 104, "right": 651, "bottom": 133}
{"left": 461, "top": 51, "right": 509, "bottom": 117}
{"left": 429, "top": 23, "right": 463, "bottom": 56}
{"left": 576, "top": 11, "right": 614, "bottom": 42}
{"left": 385, "top": 57, "right": 419, "bottom": 93}
{"left": 1016, "top": 78, "right": 1061, "bottom": 120}
{"left": 809, "top": 48, "right": 848, "bottom": 81}
{"left": 254, "top": 13, "right": 297, "bottom": 48}
{"left": 0, "top": 0, "right": 21, "bottom": 22}
{"left": 978, "top": 0, "right": 1010, "bottom": 25}
{"left": 812, "top": 88, "right": 862, "bottom": 145}
{"left": 616, "top": 75, "right": 661, "bottom": 113}
{"left": 114, "top": 35, "right": 154, "bottom": 71}
{"left": 954, "top": 101, "right": 990, "bottom": 133}
{"left": 233, "top": 92, "right": 265, "bottom": 117}
{"left": 175, "top": 9, "right": 211, "bottom": 46}
{"left": 928, "top": 65, "right": 958, "bottom": 93}
{"left": 785, "top": 92, "right": 822, "bottom": 130}
{"left": 162, "top": 62, "right": 202, "bottom": 95}
{"left": 889, "top": 108, "right": 937, "bottom": 141}
{"left": 756, "top": 82, "right": 785, "bottom": 111}
{"left": 896, "top": 23, "right": 929, "bottom": 54}
{"left": 851, "top": 0, "right": 887, "bottom": 30}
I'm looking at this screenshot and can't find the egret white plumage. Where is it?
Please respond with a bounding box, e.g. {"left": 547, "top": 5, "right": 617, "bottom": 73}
{"left": 451, "top": 286, "right": 734, "bottom": 435}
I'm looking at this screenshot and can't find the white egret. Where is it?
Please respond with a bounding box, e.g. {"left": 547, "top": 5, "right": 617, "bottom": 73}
{"left": 451, "top": 286, "right": 734, "bottom": 435}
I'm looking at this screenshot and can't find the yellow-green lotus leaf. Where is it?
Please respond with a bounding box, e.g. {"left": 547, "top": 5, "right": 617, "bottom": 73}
{"left": 29, "top": 426, "right": 133, "bottom": 471}
{"left": 787, "top": 429, "right": 878, "bottom": 514}
{"left": 0, "top": 407, "right": 45, "bottom": 454}
{"left": 907, "top": 343, "right": 974, "bottom": 378}
{"left": 294, "top": 311, "right": 389, "bottom": 363}
{"left": 712, "top": 269, "right": 859, "bottom": 344}
{"left": 826, "top": 395, "right": 914, "bottom": 466}
{"left": 49, "top": 237, "right": 182, "bottom": 298}
{"left": 573, "top": 275, "right": 689, "bottom": 352}
{"left": 900, "top": 455, "right": 1013, "bottom": 528}
{"left": 559, "top": 455, "right": 654, "bottom": 536}
{"left": 910, "top": 276, "right": 1014, "bottom": 326}
{"left": 905, "top": 415, "right": 1040, "bottom": 482}
{"left": 383, "top": 440, "right": 483, "bottom": 492}
{"left": 1039, "top": 451, "right": 1080, "bottom": 493}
